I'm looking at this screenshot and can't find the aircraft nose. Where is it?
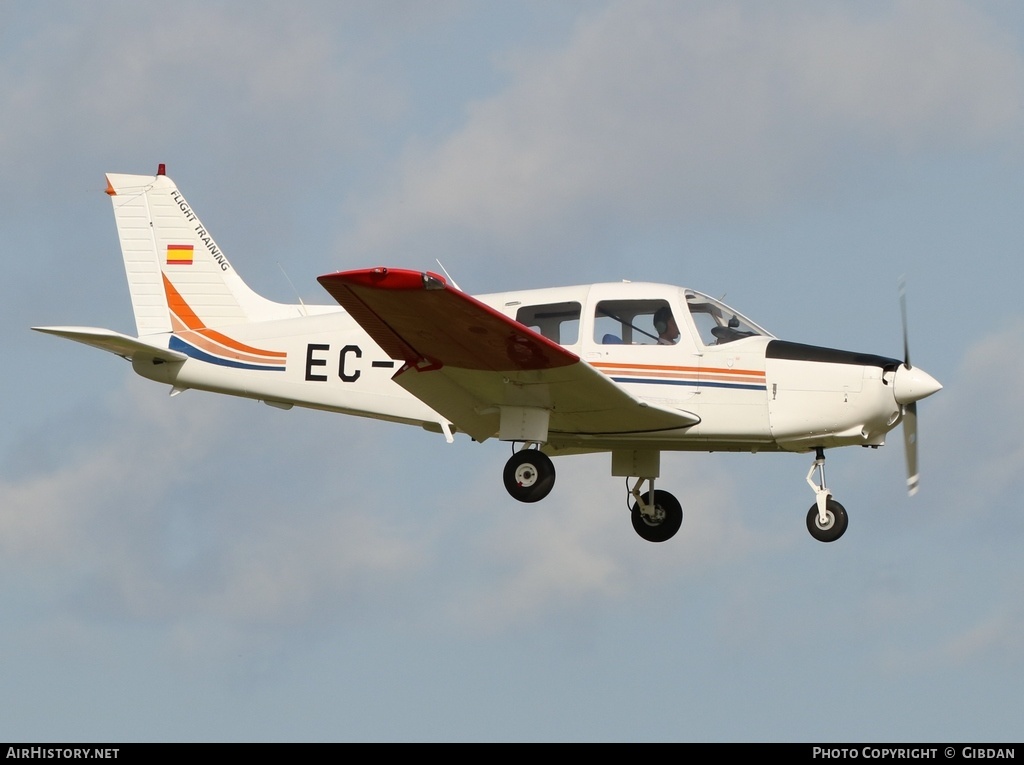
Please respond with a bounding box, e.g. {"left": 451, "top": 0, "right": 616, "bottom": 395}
{"left": 893, "top": 364, "right": 942, "bottom": 405}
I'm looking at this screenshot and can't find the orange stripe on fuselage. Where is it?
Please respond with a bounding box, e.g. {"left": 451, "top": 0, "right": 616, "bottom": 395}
{"left": 176, "top": 328, "right": 286, "bottom": 365}
{"left": 593, "top": 361, "right": 764, "bottom": 380}
{"left": 594, "top": 361, "right": 701, "bottom": 373}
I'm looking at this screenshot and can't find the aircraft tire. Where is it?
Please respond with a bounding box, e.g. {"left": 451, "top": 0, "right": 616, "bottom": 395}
{"left": 631, "top": 489, "right": 683, "bottom": 543}
{"left": 503, "top": 450, "right": 556, "bottom": 503}
{"left": 805, "top": 499, "right": 848, "bottom": 543}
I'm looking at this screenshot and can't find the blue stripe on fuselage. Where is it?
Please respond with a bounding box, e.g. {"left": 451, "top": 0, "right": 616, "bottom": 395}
{"left": 609, "top": 376, "right": 765, "bottom": 391}
{"left": 170, "top": 336, "right": 286, "bottom": 371}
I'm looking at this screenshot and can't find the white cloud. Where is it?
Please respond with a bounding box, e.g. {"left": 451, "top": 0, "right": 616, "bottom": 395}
{"left": 1, "top": 361, "right": 787, "bottom": 643}
{"left": 874, "top": 601, "right": 1024, "bottom": 677}
{"left": 6, "top": 1, "right": 1024, "bottom": 741}
{"left": 441, "top": 452, "right": 776, "bottom": 633}
{"left": 934, "top": 609, "right": 1024, "bottom": 665}
{"left": 0, "top": 382, "right": 220, "bottom": 567}
{"left": 343, "top": 0, "right": 1024, "bottom": 262}
{"left": 0, "top": 3, "right": 405, "bottom": 192}
{"left": 0, "top": 380, "right": 430, "bottom": 634}
{"left": 926, "top": 318, "right": 1024, "bottom": 518}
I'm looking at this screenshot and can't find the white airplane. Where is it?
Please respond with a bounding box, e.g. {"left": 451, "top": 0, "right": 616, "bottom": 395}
{"left": 35, "top": 166, "right": 942, "bottom": 543}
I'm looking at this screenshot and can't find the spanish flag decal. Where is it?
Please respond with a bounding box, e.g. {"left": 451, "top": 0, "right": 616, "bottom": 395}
{"left": 166, "top": 244, "right": 194, "bottom": 265}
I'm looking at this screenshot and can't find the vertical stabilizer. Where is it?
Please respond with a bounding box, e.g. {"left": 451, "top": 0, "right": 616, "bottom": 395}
{"left": 106, "top": 169, "right": 296, "bottom": 336}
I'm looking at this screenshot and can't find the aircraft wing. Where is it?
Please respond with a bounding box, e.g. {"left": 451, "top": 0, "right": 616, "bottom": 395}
{"left": 32, "top": 326, "right": 187, "bottom": 363}
{"left": 317, "top": 268, "right": 700, "bottom": 442}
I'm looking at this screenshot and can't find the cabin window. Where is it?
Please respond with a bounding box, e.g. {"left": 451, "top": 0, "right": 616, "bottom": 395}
{"left": 516, "top": 301, "right": 581, "bottom": 346}
{"left": 593, "top": 299, "right": 676, "bottom": 345}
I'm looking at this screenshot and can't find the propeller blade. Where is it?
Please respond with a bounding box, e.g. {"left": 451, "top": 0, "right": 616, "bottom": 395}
{"left": 899, "top": 277, "right": 911, "bottom": 369}
{"left": 900, "top": 278, "right": 919, "bottom": 494}
{"left": 903, "top": 402, "right": 919, "bottom": 496}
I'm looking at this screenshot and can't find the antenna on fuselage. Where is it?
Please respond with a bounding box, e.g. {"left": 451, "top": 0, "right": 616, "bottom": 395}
{"left": 277, "top": 262, "right": 307, "bottom": 316}
{"left": 435, "top": 260, "right": 462, "bottom": 292}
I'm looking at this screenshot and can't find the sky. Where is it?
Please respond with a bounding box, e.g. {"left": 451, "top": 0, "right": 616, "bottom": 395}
{"left": 2, "top": 0, "right": 1023, "bottom": 743}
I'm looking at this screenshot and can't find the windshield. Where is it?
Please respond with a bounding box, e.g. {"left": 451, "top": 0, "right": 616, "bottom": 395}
{"left": 684, "top": 290, "right": 773, "bottom": 346}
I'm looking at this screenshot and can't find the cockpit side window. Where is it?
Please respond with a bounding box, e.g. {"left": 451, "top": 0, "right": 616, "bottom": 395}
{"left": 684, "top": 290, "right": 769, "bottom": 346}
{"left": 516, "top": 301, "right": 581, "bottom": 346}
{"left": 593, "top": 299, "right": 676, "bottom": 345}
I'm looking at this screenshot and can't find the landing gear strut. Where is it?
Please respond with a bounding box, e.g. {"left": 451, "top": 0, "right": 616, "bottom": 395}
{"left": 805, "top": 447, "right": 848, "bottom": 542}
{"left": 629, "top": 478, "right": 682, "bottom": 543}
{"left": 503, "top": 445, "right": 556, "bottom": 503}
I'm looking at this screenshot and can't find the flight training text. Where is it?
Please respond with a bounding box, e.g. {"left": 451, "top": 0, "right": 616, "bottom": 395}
{"left": 170, "top": 189, "right": 231, "bottom": 272}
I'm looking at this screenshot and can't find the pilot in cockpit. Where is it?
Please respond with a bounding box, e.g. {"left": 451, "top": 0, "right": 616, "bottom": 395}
{"left": 654, "top": 306, "right": 679, "bottom": 345}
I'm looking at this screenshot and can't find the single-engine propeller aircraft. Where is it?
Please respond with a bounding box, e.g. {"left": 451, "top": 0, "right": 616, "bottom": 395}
{"left": 35, "top": 167, "right": 942, "bottom": 543}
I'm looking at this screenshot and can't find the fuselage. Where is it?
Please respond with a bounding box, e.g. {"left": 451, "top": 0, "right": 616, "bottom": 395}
{"left": 130, "top": 279, "right": 936, "bottom": 455}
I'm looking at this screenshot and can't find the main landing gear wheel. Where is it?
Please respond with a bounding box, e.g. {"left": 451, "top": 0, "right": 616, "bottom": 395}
{"left": 806, "top": 499, "right": 849, "bottom": 543}
{"left": 631, "top": 489, "right": 683, "bottom": 543}
{"left": 503, "top": 449, "right": 556, "bottom": 503}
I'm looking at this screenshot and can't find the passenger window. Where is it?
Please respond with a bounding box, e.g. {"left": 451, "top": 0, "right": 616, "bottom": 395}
{"left": 594, "top": 300, "right": 675, "bottom": 345}
{"left": 516, "top": 302, "right": 581, "bottom": 346}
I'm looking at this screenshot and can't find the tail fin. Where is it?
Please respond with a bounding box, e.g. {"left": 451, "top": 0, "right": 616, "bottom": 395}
{"left": 106, "top": 167, "right": 295, "bottom": 336}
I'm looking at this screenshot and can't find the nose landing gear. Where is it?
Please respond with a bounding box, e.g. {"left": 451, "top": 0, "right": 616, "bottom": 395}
{"left": 805, "top": 447, "right": 848, "bottom": 542}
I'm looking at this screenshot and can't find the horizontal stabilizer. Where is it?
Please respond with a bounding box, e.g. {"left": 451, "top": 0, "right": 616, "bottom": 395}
{"left": 31, "top": 326, "right": 187, "bottom": 363}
